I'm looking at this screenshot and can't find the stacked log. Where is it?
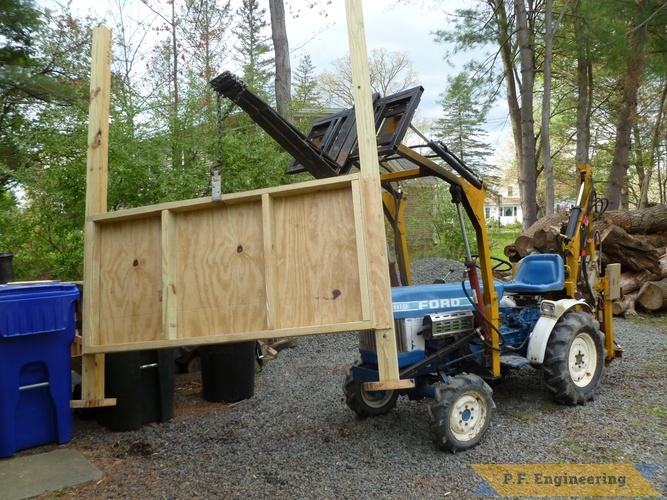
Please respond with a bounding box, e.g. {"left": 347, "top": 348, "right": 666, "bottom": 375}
{"left": 504, "top": 205, "right": 667, "bottom": 317}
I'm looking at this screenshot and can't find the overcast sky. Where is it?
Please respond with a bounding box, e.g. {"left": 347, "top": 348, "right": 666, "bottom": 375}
{"left": 282, "top": 1, "right": 510, "bottom": 146}
{"left": 44, "top": 0, "right": 510, "bottom": 147}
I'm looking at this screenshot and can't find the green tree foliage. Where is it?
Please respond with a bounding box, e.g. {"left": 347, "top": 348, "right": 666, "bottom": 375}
{"left": 232, "top": 0, "right": 273, "bottom": 97}
{"left": 292, "top": 54, "right": 319, "bottom": 110}
{"left": 0, "top": 6, "right": 94, "bottom": 280}
{"left": 433, "top": 0, "right": 667, "bottom": 218}
{"left": 435, "top": 71, "right": 493, "bottom": 178}
{"left": 0, "top": 0, "right": 41, "bottom": 65}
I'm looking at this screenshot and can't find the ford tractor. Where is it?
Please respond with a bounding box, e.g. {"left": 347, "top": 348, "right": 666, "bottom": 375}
{"left": 210, "top": 75, "right": 622, "bottom": 453}
{"left": 343, "top": 147, "right": 622, "bottom": 452}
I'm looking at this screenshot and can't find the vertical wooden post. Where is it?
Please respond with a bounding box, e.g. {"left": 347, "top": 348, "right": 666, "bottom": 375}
{"left": 345, "top": 0, "right": 411, "bottom": 389}
{"left": 72, "top": 26, "right": 116, "bottom": 408}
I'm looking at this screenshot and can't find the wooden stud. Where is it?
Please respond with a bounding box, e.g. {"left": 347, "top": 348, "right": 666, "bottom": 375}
{"left": 351, "top": 178, "right": 371, "bottom": 322}
{"left": 162, "top": 210, "right": 178, "bottom": 340}
{"left": 345, "top": 0, "right": 407, "bottom": 386}
{"left": 262, "top": 194, "right": 279, "bottom": 330}
{"left": 76, "top": 26, "right": 115, "bottom": 408}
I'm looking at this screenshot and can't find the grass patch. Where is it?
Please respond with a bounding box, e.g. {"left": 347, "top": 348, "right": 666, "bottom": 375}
{"left": 631, "top": 312, "right": 667, "bottom": 329}
{"left": 487, "top": 226, "right": 523, "bottom": 261}
{"left": 649, "top": 406, "right": 666, "bottom": 418}
{"left": 515, "top": 411, "right": 536, "bottom": 423}
{"left": 541, "top": 400, "right": 558, "bottom": 412}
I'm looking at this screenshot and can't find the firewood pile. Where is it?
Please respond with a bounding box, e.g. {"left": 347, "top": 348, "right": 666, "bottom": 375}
{"left": 503, "top": 205, "right": 667, "bottom": 318}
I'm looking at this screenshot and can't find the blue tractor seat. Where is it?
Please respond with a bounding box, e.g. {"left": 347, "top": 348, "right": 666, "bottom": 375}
{"left": 503, "top": 253, "right": 565, "bottom": 294}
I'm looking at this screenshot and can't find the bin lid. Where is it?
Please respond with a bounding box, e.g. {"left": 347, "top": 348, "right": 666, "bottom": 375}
{"left": 0, "top": 282, "right": 79, "bottom": 338}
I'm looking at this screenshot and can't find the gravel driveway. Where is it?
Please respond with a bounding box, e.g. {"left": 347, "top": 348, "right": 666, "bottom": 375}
{"left": 28, "top": 260, "right": 667, "bottom": 499}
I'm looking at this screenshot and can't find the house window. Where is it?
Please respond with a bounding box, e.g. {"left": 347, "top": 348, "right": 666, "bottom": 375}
{"left": 485, "top": 207, "right": 491, "bottom": 218}
{"left": 504, "top": 206, "right": 513, "bottom": 217}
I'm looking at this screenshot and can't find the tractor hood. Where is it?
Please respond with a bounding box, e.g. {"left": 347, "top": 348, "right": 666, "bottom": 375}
{"left": 391, "top": 281, "right": 505, "bottom": 319}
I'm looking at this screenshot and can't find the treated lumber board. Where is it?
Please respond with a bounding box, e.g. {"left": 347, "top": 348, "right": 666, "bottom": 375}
{"left": 89, "top": 174, "right": 356, "bottom": 224}
{"left": 162, "top": 210, "right": 178, "bottom": 340}
{"left": 346, "top": 0, "right": 403, "bottom": 385}
{"left": 351, "top": 178, "right": 371, "bottom": 321}
{"left": 79, "top": 26, "right": 113, "bottom": 407}
{"left": 82, "top": 320, "right": 374, "bottom": 353}
{"left": 262, "top": 194, "right": 279, "bottom": 330}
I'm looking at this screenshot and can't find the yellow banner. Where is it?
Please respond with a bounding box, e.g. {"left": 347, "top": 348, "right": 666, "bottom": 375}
{"left": 472, "top": 464, "right": 661, "bottom": 497}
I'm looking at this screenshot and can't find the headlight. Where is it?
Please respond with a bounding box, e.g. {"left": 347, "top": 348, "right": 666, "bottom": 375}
{"left": 540, "top": 301, "right": 556, "bottom": 316}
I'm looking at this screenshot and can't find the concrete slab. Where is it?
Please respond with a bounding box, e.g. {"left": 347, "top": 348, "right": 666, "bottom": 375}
{"left": 0, "top": 448, "right": 101, "bottom": 500}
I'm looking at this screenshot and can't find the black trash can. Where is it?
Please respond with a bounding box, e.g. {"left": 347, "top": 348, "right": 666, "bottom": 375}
{"left": 96, "top": 349, "right": 175, "bottom": 431}
{"left": 198, "top": 342, "right": 256, "bottom": 403}
{"left": 0, "top": 252, "right": 14, "bottom": 284}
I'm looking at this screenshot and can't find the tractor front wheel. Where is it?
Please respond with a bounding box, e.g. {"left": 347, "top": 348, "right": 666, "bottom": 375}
{"left": 343, "top": 362, "right": 398, "bottom": 418}
{"left": 428, "top": 373, "right": 495, "bottom": 452}
{"left": 542, "top": 311, "right": 605, "bottom": 405}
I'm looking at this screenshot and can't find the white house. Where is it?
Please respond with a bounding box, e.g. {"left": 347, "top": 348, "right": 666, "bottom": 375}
{"left": 484, "top": 184, "right": 523, "bottom": 227}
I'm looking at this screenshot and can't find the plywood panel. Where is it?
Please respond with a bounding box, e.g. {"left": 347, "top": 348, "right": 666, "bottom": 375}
{"left": 97, "top": 217, "right": 162, "bottom": 345}
{"left": 274, "top": 186, "right": 364, "bottom": 328}
{"left": 85, "top": 176, "right": 380, "bottom": 351}
{"left": 175, "top": 202, "right": 267, "bottom": 338}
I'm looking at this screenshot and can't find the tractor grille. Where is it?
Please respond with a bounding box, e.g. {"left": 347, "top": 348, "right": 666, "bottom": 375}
{"left": 426, "top": 310, "right": 475, "bottom": 339}
{"left": 359, "top": 319, "right": 410, "bottom": 353}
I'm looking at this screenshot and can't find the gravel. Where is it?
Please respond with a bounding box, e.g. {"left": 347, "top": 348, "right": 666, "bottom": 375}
{"left": 27, "top": 259, "right": 667, "bottom": 499}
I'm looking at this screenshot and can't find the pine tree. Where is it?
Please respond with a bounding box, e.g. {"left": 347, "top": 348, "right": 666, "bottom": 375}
{"left": 292, "top": 54, "right": 319, "bottom": 110}
{"left": 232, "top": 0, "right": 273, "bottom": 96}
{"left": 435, "top": 71, "right": 493, "bottom": 178}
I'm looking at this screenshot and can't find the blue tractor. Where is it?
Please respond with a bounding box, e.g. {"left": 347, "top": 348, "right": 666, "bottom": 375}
{"left": 209, "top": 75, "right": 622, "bottom": 452}
{"left": 343, "top": 158, "right": 622, "bottom": 452}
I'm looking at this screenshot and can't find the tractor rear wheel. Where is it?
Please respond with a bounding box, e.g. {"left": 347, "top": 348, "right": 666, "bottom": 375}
{"left": 542, "top": 311, "right": 605, "bottom": 405}
{"left": 428, "top": 373, "right": 494, "bottom": 452}
{"left": 343, "top": 362, "right": 398, "bottom": 418}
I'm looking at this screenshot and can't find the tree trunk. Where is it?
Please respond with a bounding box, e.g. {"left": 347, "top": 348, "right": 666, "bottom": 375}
{"left": 542, "top": 0, "right": 554, "bottom": 215}
{"left": 490, "top": 0, "right": 523, "bottom": 192}
{"left": 574, "top": 0, "right": 592, "bottom": 167}
{"left": 619, "top": 268, "right": 654, "bottom": 295}
{"left": 605, "top": 1, "right": 649, "bottom": 210}
{"left": 637, "top": 277, "right": 667, "bottom": 311}
{"left": 514, "top": 0, "right": 538, "bottom": 229}
{"left": 601, "top": 205, "right": 667, "bottom": 234}
{"left": 598, "top": 223, "right": 661, "bottom": 274}
{"left": 269, "top": 0, "right": 291, "bottom": 118}
{"left": 641, "top": 75, "right": 667, "bottom": 208}
{"left": 612, "top": 293, "right": 638, "bottom": 318}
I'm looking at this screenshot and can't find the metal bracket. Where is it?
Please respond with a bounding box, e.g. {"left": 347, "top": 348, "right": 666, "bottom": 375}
{"left": 211, "top": 170, "right": 222, "bottom": 204}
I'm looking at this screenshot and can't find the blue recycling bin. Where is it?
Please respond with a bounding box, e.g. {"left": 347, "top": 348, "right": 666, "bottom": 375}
{"left": 0, "top": 282, "right": 79, "bottom": 458}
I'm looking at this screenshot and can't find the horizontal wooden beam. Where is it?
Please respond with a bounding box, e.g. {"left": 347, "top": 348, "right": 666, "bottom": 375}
{"left": 82, "top": 321, "right": 373, "bottom": 353}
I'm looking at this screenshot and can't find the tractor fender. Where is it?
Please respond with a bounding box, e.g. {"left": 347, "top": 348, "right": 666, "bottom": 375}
{"left": 526, "top": 298, "right": 592, "bottom": 365}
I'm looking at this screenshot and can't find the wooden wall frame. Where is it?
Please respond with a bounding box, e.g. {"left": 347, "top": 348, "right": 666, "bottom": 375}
{"left": 74, "top": 2, "right": 413, "bottom": 407}
{"left": 84, "top": 176, "right": 376, "bottom": 352}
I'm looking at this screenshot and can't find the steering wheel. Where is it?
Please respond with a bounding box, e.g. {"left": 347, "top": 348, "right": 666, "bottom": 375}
{"left": 471, "top": 254, "right": 513, "bottom": 273}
